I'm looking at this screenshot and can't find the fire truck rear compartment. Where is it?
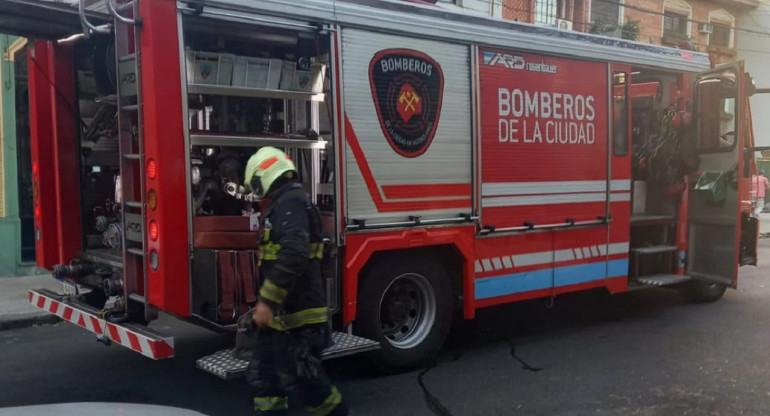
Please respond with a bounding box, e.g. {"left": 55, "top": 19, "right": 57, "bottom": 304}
{"left": 29, "top": 4, "right": 386, "bottom": 367}
{"left": 181, "top": 17, "right": 337, "bottom": 328}
{"left": 49, "top": 17, "right": 340, "bottom": 324}
{"left": 43, "top": 14, "right": 379, "bottom": 367}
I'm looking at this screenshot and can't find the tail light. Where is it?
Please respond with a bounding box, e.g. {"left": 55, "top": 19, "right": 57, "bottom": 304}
{"left": 149, "top": 220, "right": 159, "bottom": 241}
{"left": 147, "top": 159, "right": 157, "bottom": 180}
{"left": 148, "top": 190, "right": 157, "bottom": 211}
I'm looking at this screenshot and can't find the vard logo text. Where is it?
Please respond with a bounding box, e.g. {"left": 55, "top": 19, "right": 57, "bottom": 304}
{"left": 483, "top": 51, "right": 557, "bottom": 74}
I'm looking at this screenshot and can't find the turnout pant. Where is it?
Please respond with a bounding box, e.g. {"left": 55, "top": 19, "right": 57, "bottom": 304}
{"left": 247, "top": 325, "right": 347, "bottom": 416}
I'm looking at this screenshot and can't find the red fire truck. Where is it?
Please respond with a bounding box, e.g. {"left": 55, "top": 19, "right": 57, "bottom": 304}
{"left": 3, "top": 0, "right": 761, "bottom": 378}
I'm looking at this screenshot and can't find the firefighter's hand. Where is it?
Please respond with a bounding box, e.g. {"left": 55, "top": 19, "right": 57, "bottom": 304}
{"left": 253, "top": 302, "right": 274, "bottom": 328}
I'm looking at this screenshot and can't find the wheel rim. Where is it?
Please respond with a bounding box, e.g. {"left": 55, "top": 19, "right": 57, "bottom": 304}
{"left": 378, "top": 272, "right": 437, "bottom": 350}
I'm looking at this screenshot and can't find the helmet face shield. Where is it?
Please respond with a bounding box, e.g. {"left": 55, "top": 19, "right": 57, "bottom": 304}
{"left": 244, "top": 146, "right": 296, "bottom": 197}
{"left": 251, "top": 175, "right": 264, "bottom": 198}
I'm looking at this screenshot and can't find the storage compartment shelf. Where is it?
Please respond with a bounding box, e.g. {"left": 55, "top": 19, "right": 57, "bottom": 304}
{"left": 190, "top": 133, "right": 327, "bottom": 149}
{"left": 187, "top": 83, "right": 325, "bottom": 102}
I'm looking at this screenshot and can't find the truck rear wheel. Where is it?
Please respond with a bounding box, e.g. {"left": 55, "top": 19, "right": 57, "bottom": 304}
{"left": 678, "top": 281, "right": 727, "bottom": 303}
{"left": 356, "top": 255, "right": 453, "bottom": 372}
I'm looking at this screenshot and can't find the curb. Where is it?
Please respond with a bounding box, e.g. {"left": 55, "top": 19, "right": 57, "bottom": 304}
{"left": 0, "top": 313, "right": 61, "bottom": 331}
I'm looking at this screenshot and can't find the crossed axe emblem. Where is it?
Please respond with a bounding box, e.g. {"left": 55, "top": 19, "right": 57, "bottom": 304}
{"left": 399, "top": 90, "right": 421, "bottom": 112}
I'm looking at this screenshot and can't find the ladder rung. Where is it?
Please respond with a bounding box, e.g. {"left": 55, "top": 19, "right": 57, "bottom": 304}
{"left": 118, "top": 53, "right": 136, "bottom": 62}
{"left": 95, "top": 95, "right": 118, "bottom": 105}
{"left": 123, "top": 153, "right": 141, "bottom": 160}
{"left": 122, "top": 104, "right": 139, "bottom": 111}
{"left": 127, "top": 248, "right": 144, "bottom": 256}
{"left": 125, "top": 201, "right": 143, "bottom": 208}
{"left": 117, "top": 1, "right": 135, "bottom": 12}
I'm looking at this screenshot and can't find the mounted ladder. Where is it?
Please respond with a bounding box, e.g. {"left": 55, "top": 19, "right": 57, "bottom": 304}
{"left": 112, "top": 0, "right": 153, "bottom": 322}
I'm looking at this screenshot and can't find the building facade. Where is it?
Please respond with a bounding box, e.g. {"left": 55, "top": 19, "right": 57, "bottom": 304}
{"left": 737, "top": 0, "right": 770, "bottom": 150}
{"left": 0, "top": 35, "right": 37, "bottom": 276}
{"left": 508, "top": 0, "right": 590, "bottom": 30}
{"left": 436, "top": 0, "right": 504, "bottom": 17}
{"left": 438, "top": 0, "right": 757, "bottom": 65}
{"left": 621, "top": 0, "right": 756, "bottom": 64}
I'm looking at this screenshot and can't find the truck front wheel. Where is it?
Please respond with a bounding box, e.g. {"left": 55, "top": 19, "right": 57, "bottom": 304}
{"left": 356, "top": 256, "right": 453, "bottom": 372}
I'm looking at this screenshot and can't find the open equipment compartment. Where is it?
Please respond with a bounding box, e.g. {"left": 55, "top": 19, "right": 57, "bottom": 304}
{"left": 614, "top": 68, "right": 699, "bottom": 285}
{"left": 179, "top": 12, "right": 338, "bottom": 326}
{"left": 38, "top": 35, "right": 128, "bottom": 312}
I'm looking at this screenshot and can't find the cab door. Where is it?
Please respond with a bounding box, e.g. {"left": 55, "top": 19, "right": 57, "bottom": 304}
{"left": 607, "top": 64, "right": 632, "bottom": 292}
{"left": 688, "top": 62, "right": 750, "bottom": 287}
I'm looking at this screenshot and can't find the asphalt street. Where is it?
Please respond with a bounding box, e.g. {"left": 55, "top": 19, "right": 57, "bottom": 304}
{"left": 1, "top": 240, "right": 769, "bottom": 416}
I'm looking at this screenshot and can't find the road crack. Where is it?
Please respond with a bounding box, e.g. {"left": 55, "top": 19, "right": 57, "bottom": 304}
{"left": 508, "top": 340, "right": 543, "bottom": 372}
{"left": 417, "top": 363, "right": 455, "bottom": 416}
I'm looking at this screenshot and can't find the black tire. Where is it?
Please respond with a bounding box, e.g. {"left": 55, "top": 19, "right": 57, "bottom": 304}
{"left": 356, "top": 255, "right": 453, "bottom": 372}
{"left": 678, "top": 280, "right": 727, "bottom": 303}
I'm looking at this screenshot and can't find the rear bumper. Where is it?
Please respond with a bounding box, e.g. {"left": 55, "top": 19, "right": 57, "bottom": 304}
{"left": 28, "top": 289, "right": 174, "bottom": 359}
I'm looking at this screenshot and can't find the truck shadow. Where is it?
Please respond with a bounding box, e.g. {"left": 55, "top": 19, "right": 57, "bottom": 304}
{"left": 326, "top": 286, "right": 687, "bottom": 379}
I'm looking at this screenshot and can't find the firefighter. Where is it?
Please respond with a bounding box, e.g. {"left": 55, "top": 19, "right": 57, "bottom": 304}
{"left": 242, "top": 146, "right": 348, "bottom": 416}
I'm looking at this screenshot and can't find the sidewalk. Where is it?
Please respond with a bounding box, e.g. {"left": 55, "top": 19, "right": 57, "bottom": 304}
{"left": 0, "top": 274, "right": 62, "bottom": 330}
{"left": 760, "top": 212, "right": 770, "bottom": 238}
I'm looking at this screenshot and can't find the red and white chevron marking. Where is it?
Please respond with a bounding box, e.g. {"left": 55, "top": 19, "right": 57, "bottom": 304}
{"left": 28, "top": 290, "right": 174, "bottom": 360}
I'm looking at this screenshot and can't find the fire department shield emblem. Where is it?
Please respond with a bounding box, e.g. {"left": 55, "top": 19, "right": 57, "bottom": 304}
{"left": 369, "top": 49, "right": 444, "bottom": 157}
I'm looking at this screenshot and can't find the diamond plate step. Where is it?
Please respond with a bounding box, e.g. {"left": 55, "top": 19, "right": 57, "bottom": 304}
{"left": 630, "top": 245, "right": 678, "bottom": 254}
{"left": 196, "top": 331, "right": 379, "bottom": 380}
{"left": 322, "top": 331, "right": 380, "bottom": 360}
{"left": 196, "top": 350, "right": 248, "bottom": 380}
{"left": 637, "top": 274, "right": 691, "bottom": 286}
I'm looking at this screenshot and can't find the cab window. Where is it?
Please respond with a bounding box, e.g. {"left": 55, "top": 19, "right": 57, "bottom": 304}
{"left": 695, "top": 72, "right": 738, "bottom": 152}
